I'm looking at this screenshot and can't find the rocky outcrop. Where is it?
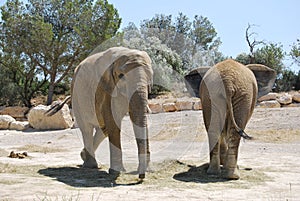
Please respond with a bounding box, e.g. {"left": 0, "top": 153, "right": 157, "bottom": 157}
{"left": 28, "top": 103, "right": 73, "bottom": 130}
{"left": 293, "top": 94, "right": 300, "bottom": 103}
{"left": 277, "top": 93, "right": 293, "bottom": 105}
{"left": 162, "top": 103, "right": 177, "bottom": 112}
{"left": 257, "top": 100, "right": 281, "bottom": 108}
{"left": 175, "top": 99, "right": 193, "bottom": 111}
{"left": 148, "top": 102, "right": 162, "bottom": 114}
{"left": 0, "top": 106, "right": 29, "bottom": 121}
{"left": 257, "top": 92, "right": 300, "bottom": 108}
{"left": 9, "top": 121, "right": 30, "bottom": 131}
{"left": 0, "top": 115, "right": 16, "bottom": 129}
{"left": 257, "top": 93, "right": 277, "bottom": 102}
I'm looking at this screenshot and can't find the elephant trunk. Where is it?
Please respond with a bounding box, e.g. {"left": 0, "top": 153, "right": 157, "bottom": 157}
{"left": 129, "top": 88, "right": 150, "bottom": 179}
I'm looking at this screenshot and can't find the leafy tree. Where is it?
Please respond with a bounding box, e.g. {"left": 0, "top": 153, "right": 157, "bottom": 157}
{"left": 276, "top": 69, "right": 297, "bottom": 92}
{"left": 139, "top": 13, "right": 223, "bottom": 71}
{"left": 254, "top": 43, "right": 285, "bottom": 74}
{"left": 290, "top": 39, "right": 300, "bottom": 66}
{"left": 0, "top": 0, "right": 121, "bottom": 106}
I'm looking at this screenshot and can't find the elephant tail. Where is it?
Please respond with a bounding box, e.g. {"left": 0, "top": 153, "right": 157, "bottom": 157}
{"left": 44, "top": 96, "right": 71, "bottom": 116}
{"left": 227, "top": 98, "right": 252, "bottom": 140}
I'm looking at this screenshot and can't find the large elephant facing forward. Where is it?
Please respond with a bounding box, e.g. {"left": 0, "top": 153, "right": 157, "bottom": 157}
{"left": 52, "top": 47, "right": 153, "bottom": 179}
{"left": 185, "top": 59, "right": 276, "bottom": 180}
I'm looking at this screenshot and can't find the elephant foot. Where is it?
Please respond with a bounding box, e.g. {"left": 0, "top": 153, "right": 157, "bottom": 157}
{"left": 80, "top": 149, "right": 98, "bottom": 168}
{"left": 223, "top": 168, "right": 240, "bottom": 180}
{"left": 207, "top": 165, "right": 221, "bottom": 175}
{"left": 109, "top": 167, "right": 126, "bottom": 179}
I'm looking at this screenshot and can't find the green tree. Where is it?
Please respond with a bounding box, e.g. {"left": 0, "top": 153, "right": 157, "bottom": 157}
{"left": 254, "top": 43, "right": 285, "bottom": 74}
{"left": 0, "top": 0, "right": 121, "bottom": 106}
{"left": 139, "top": 13, "right": 223, "bottom": 71}
{"left": 290, "top": 39, "right": 300, "bottom": 66}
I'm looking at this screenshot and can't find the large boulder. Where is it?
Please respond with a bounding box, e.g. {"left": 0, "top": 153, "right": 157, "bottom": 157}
{"left": 162, "top": 102, "right": 177, "bottom": 112}
{"left": 257, "top": 100, "right": 281, "bottom": 108}
{"left": 193, "top": 100, "right": 202, "bottom": 110}
{"left": 148, "top": 103, "right": 162, "bottom": 114}
{"left": 277, "top": 93, "right": 293, "bottom": 105}
{"left": 9, "top": 121, "right": 30, "bottom": 131}
{"left": 0, "top": 115, "right": 16, "bottom": 129}
{"left": 28, "top": 103, "right": 73, "bottom": 130}
{"left": 175, "top": 99, "right": 193, "bottom": 111}
{"left": 258, "top": 92, "right": 277, "bottom": 102}
{"left": 0, "top": 106, "right": 29, "bottom": 121}
{"left": 292, "top": 93, "right": 300, "bottom": 103}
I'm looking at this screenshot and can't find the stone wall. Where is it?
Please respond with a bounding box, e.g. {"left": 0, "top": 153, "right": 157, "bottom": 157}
{"left": 1, "top": 91, "right": 299, "bottom": 130}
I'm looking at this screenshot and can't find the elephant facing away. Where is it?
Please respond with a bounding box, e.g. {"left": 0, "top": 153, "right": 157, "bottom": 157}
{"left": 197, "top": 59, "right": 276, "bottom": 180}
{"left": 49, "top": 47, "right": 153, "bottom": 179}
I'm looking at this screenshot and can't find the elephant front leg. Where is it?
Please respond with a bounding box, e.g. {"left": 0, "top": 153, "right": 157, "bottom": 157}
{"left": 108, "top": 125, "right": 126, "bottom": 177}
{"left": 133, "top": 125, "right": 150, "bottom": 179}
{"left": 223, "top": 132, "right": 241, "bottom": 180}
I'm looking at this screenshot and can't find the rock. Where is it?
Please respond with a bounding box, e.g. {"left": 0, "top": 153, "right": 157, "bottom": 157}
{"left": 292, "top": 93, "right": 300, "bottom": 103}
{"left": 175, "top": 99, "right": 193, "bottom": 111}
{"left": 0, "top": 115, "right": 16, "bottom": 129}
{"left": 9, "top": 121, "right": 30, "bottom": 131}
{"left": 193, "top": 100, "right": 202, "bottom": 110}
{"left": 277, "top": 93, "right": 292, "bottom": 105}
{"left": 0, "top": 106, "right": 29, "bottom": 120}
{"left": 257, "top": 100, "right": 281, "bottom": 108}
{"left": 282, "top": 103, "right": 300, "bottom": 107}
{"left": 162, "top": 103, "right": 176, "bottom": 112}
{"left": 258, "top": 93, "right": 277, "bottom": 102}
{"left": 28, "top": 103, "right": 73, "bottom": 130}
{"left": 148, "top": 103, "right": 162, "bottom": 114}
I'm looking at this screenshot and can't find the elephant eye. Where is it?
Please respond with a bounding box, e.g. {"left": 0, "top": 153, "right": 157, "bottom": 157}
{"left": 118, "top": 73, "right": 124, "bottom": 79}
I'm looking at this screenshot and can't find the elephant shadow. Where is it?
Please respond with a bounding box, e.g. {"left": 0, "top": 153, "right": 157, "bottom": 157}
{"left": 173, "top": 163, "right": 228, "bottom": 183}
{"left": 38, "top": 166, "right": 142, "bottom": 188}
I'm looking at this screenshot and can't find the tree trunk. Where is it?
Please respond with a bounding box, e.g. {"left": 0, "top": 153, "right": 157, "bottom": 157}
{"left": 47, "top": 83, "right": 55, "bottom": 105}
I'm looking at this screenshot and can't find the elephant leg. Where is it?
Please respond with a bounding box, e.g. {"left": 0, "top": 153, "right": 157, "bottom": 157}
{"left": 207, "top": 137, "right": 221, "bottom": 175}
{"left": 220, "top": 134, "right": 228, "bottom": 166}
{"left": 133, "top": 124, "right": 150, "bottom": 179}
{"left": 79, "top": 123, "right": 98, "bottom": 168}
{"left": 108, "top": 121, "right": 126, "bottom": 175}
{"left": 223, "top": 131, "right": 241, "bottom": 179}
{"left": 93, "top": 127, "right": 107, "bottom": 152}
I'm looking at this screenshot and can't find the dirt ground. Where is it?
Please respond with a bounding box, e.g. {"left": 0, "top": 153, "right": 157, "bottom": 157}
{"left": 0, "top": 107, "right": 300, "bottom": 201}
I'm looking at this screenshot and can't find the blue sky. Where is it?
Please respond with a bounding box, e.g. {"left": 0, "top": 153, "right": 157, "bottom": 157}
{"left": 1, "top": 0, "right": 299, "bottom": 70}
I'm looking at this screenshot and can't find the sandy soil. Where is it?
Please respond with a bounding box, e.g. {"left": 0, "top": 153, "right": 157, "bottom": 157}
{"left": 0, "top": 107, "right": 300, "bottom": 201}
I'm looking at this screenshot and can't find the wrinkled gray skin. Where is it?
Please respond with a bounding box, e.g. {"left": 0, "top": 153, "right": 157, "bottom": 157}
{"left": 185, "top": 59, "right": 276, "bottom": 180}
{"left": 72, "top": 47, "right": 153, "bottom": 179}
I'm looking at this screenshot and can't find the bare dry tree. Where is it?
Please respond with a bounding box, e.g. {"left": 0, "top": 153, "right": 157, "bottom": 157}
{"left": 245, "top": 23, "right": 266, "bottom": 63}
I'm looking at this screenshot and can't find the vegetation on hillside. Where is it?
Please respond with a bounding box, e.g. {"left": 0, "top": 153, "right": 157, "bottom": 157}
{"left": 0, "top": 0, "right": 299, "bottom": 107}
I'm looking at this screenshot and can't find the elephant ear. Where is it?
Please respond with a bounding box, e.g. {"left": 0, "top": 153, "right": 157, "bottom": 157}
{"left": 246, "top": 64, "right": 277, "bottom": 98}
{"left": 184, "top": 67, "right": 210, "bottom": 97}
{"left": 99, "top": 55, "right": 129, "bottom": 97}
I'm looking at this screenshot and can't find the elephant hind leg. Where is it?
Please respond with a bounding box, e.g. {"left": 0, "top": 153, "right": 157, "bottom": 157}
{"left": 78, "top": 122, "right": 98, "bottom": 168}
{"left": 223, "top": 128, "right": 241, "bottom": 180}
{"left": 207, "top": 137, "right": 221, "bottom": 175}
{"left": 220, "top": 135, "right": 228, "bottom": 166}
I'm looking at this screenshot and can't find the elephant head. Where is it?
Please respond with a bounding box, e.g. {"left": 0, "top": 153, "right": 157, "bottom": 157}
{"left": 184, "top": 63, "right": 276, "bottom": 99}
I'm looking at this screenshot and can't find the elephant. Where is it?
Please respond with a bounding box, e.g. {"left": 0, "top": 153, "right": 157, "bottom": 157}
{"left": 47, "top": 47, "right": 153, "bottom": 179}
{"left": 184, "top": 59, "right": 276, "bottom": 179}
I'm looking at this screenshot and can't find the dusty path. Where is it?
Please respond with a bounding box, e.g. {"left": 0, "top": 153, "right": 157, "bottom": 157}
{"left": 0, "top": 107, "right": 300, "bottom": 201}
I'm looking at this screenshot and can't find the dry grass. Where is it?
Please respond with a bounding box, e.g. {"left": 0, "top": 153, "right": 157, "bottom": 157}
{"left": 0, "top": 159, "right": 271, "bottom": 190}
{"left": 15, "top": 144, "right": 66, "bottom": 153}
{"left": 248, "top": 129, "right": 300, "bottom": 143}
